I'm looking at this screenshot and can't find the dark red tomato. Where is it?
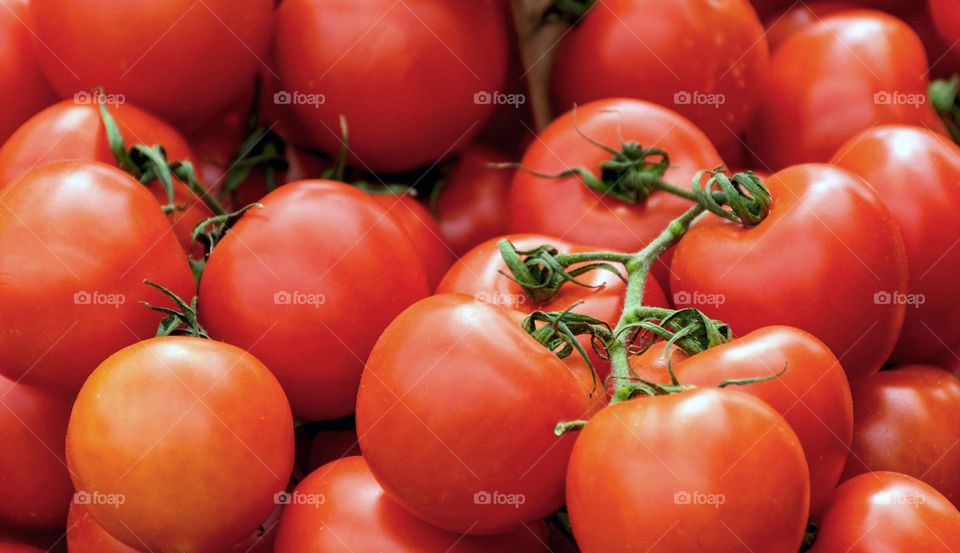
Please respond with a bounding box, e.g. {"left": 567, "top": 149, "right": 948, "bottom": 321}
{"left": 67, "top": 337, "right": 294, "bottom": 553}
{"left": 435, "top": 145, "right": 515, "bottom": 256}
{"left": 275, "top": 457, "right": 549, "bottom": 552}
{"left": 810, "top": 472, "right": 960, "bottom": 552}
{"left": 764, "top": 2, "right": 858, "bottom": 51}
{"left": 29, "top": 0, "right": 273, "bottom": 128}
{"left": 0, "top": 544, "right": 45, "bottom": 553}
{"left": 0, "top": 100, "right": 211, "bottom": 254}
{"left": 199, "top": 180, "right": 429, "bottom": 421}
{"left": 896, "top": 3, "right": 960, "bottom": 79}
{"left": 551, "top": 0, "right": 768, "bottom": 149}
{"left": 832, "top": 126, "right": 960, "bottom": 363}
{"left": 567, "top": 388, "right": 810, "bottom": 552}
{"left": 509, "top": 99, "right": 724, "bottom": 254}
{"left": 930, "top": 0, "right": 960, "bottom": 67}
{"left": 749, "top": 10, "right": 946, "bottom": 169}
{"left": 671, "top": 164, "right": 908, "bottom": 381}
{"left": 840, "top": 366, "right": 960, "bottom": 506}
{"left": 273, "top": 0, "right": 509, "bottom": 172}
{"left": 633, "top": 326, "right": 853, "bottom": 519}
{"left": 356, "top": 294, "right": 591, "bottom": 534}
{"left": 306, "top": 427, "right": 360, "bottom": 473}
{"left": 0, "top": 161, "right": 195, "bottom": 391}
{"left": 0, "top": 0, "right": 56, "bottom": 144}
{"left": 367, "top": 193, "right": 453, "bottom": 291}
{"left": 0, "top": 375, "right": 72, "bottom": 529}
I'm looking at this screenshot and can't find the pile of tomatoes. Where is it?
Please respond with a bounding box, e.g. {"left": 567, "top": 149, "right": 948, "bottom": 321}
{"left": 3, "top": 0, "right": 960, "bottom": 552}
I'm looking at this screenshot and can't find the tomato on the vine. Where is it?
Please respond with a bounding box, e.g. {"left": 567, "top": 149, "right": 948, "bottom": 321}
{"left": 356, "top": 293, "right": 592, "bottom": 534}
{"left": 551, "top": 0, "right": 769, "bottom": 149}
{"left": 29, "top": 0, "right": 274, "bottom": 128}
{"left": 671, "top": 163, "right": 909, "bottom": 381}
{"left": 0, "top": 161, "right": 195, "bottom": 391}
{"left": 367, "top": 193, "right": 453, "bottom": 291}
{"left": 67, "top": 337, "right": 294, "bottom": 553}
{"left": 275, "top": 456, "right": 549, "bottom": 552}
{"left": 566, "top": 387, "right": 810, "bottom": 553}
{"left": 199, "top": 180, "right": 430, "bottom": 420}
{"left": 273, "top": 0, "right": 509, "bottom": 172}
{"left": 832, "top": 125, "right": 960, "bottom": 363}
{"left": 748, "top": 10, "right": 946, "bottom": 169}
{"left": 810, "top": 472, "right": 960, "bottom": 552}
{"left": 0, "top": 0, "right": 56, "bottom": 144}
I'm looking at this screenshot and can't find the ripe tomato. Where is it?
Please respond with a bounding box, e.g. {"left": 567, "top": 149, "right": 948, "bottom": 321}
{"left": 0, "top": 161, "right": 194, "bottom": 391}
{"left": 633, "top": 326, "right": 853, "bottom": 519}
{"left": 671, "top": 164, "right": 908, "bottom": 381}
{"left": 275, "top": 457, "right": 549, "bottom": 552}
{"left": 367, "top": 193, "right": 453, "bottom": 291}
{"left": 435, "top": 145, "right": 515, "bottom": 256}
{"left": 0, "top": 0, "right": 56, "bottom": 144}
{"left": 509, "top": 99, "right": 724, "bottom": 254}
{"left": 0, "top": 100, "right": 211, "bottom": 254}
{"left": 810, "top": 472, "right": 960, "bottom": 552}
{"left": 273, "top": 0, "right": 509, "bottom": 172}
{"left": 930, "top": 0, "right": 960, "bottom": 68}
{"left": 567, "top": 388, "right": 810, "bottom": 552}
{"left": 832, "top": 126, "right": 960, "bottom": 363}
{"left": 199, "top": 180, "right": 429, "bottom": 420}
{"left": 551, "top": 0, "right": 768, "bottom": 149}
{"left": 356, "top": 294, "right": 591, "bottom": 534}
{"left": 67, "top": 337, "right": 294, "bottom": 553}
{"left": 0, "top": 544, "right": 45, "bottom": 553}
{"left": 763, "top": 2, "right": 858, "bottom": 51}
{"left": 840, "top": 365, "right": 960, "bottom": 506}
{"left": 0, "top": 375, "right": 72, "bottom": 529}
{"left": 749, "top": 10, "right": 946, "bottom": 169}
{"left": 29, "top": 0, "right": 273, "bottom": 128}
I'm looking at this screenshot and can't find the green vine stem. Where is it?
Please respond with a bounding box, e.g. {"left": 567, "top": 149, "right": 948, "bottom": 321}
{"left": 140, "top": 280, "right": 209, "bottom": 338}
{"left": 931, "top": 75, "right": 960, "bottom": 146}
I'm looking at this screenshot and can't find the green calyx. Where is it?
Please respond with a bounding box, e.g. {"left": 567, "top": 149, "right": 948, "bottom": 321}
{"left": 140, "top": 280, "right": 209, "bottom": 339}
{"left": 694, "top": 167, "right": 771, "bottom": 226}
{"left": 539, "top": 0, "right": 596, "bottom": 26}
{"left": 931, "top": 75, "right": 960, "bottom": 146}
{"left": 498, "top": 240, "right": 627, "bottom": 304}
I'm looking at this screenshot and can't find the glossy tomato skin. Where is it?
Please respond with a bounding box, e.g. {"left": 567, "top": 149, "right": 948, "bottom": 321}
{"left": 763, "top": 2, "right": 858, "bottom": 51}
{"left": 567, "top": 388, "right": 810, "bottom": 553}
{"left": 840, "top": 366, "right": 960, "bottom": 506}
{"left": 810, "top": 472, "right": 960, "bottom": 552}
{"left": 367, "top": 193, "right": 454, "bottom": 291}
{"left": 832, "top": 126, "right": 960, "bottom": 363}
{"left": 199, "top": 180, "right": 430, "bottom": 421}
{"left": 671, "top": 164, "right": 909, "bottom": 381}
{"left": 66, "top": 337, "right": 294, "bottom": 553}
{"left": 749, "top": 10, "right": 945, "bottom": 169}
{"left": 0, "top": 100, "right": 211, "bottom": 254}
{"left": 551, "top": 0, "right": 768, "bottom": 149}
{"left": 275, "top": 457, "right": 549, "bottom": 552}
{"left": 0, "top": 376, "right": 72, "bottom": 529}
{"left": 930, "top": 0, "right": 960, "bottom": 67}
{"left": 435, "top": 145, "right": 515, "bottom": 256}
{"left": 356, "top": 294, "right": 591, "bottom": 535}
{"left": 0, "top": 0, "right": 56, "bottom": 144}
{"left": 509, "top": 99, "right": 724, "bottom": 253}
{"left": 29, "top": 0, "right": 273, "bottom": 128}
{"left": 0, "top": 161, "right": 195, "bottom": 391}
{"left": 273, "top": 0, "right": 508, "bottom": 172}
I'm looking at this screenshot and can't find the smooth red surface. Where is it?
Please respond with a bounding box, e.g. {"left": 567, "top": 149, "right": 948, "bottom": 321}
{"left": 0, "top": 0, "right": 56, "bottom": 144}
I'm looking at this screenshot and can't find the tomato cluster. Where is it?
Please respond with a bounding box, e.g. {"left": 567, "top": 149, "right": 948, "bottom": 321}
{"left": 2, "top": 0, "right": 960, "bottom": 552}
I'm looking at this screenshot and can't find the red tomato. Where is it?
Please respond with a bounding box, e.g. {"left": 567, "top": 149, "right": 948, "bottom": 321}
{"left": 509, "top": 99, "right": 724, "bottom": 254}
{"left": 0, "top": 0, "right": 56, "bottom": 144}
{"left": 832, "top": 126, "right": 960, "bottom": 363}
{"left": 0, "top": 100, "right": 211, "bottom": 254}
{"left": 840, "top": 366, "right": 960, "bottom": 506}
{"left": 435, "top": 145, "right": 515, "bottom": 256}
{"left": 633, "top": 326, "right": 853, "bottom": 519}
{"left": 0, "top": 161, "right": 195, "bottom": 391}
{"left": 749, "top": 10, "right": 946, "bottom": 169}
{"left": 367, "top": 193, "right": 453, "bottom": 291}
{"left": 199, "top": 180, "right": 430, "bottom": 420}
{"left": 0, "top": 376, "right": 72, "bottom": 529}
{"left": 356, "top": 294, "right": 591, "bottom": 534}
{"left": 764, "top": 2, "right": 858, "bottom": 51}
{"left": 273, "top": 0, "right": 509, "bottom": 172}
{"left": 567, "top": 388, "right": 810, "bottom": 552}
{"left": 67, "top": 337, "right": 294, "bottom": 553}
{"left": 29, "top": 0, "right": 273, "bottom": 128}
{"left": 810, "top": 472, "right": 960, "bottom": 552}
{"left": 930, "top": 0, "right": 960, "bottom": 68}
{"left": 551, "top": 0, "right": 768, "bottom": 149}
{"left": 275, "top": 457, "right": 549, "bottom": 552}
{"left": 0, "top": 544, "right": 45, "bottom": 553}
{"left": 671, "top": 164, "right": 908, "bottom": 381}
